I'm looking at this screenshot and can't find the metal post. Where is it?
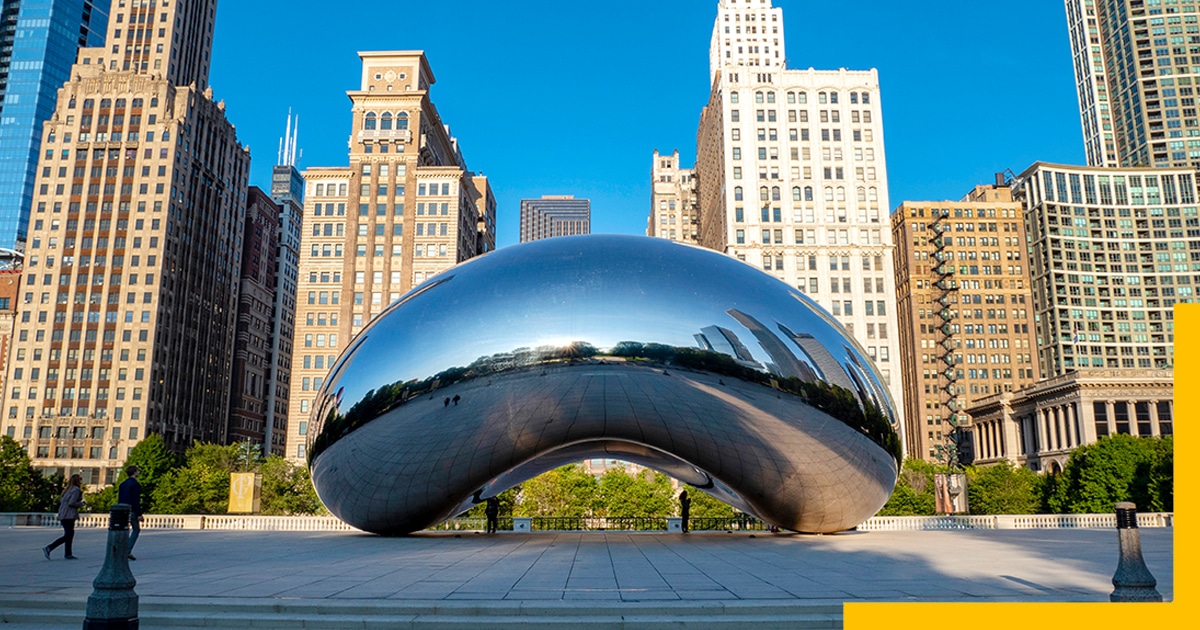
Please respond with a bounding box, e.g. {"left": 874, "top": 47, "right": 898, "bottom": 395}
{"left": 1110, "top": 502, "right": 1162, "bottom": 602}
{"left": 83, "top": 503, "right": 139, "bottom": 629}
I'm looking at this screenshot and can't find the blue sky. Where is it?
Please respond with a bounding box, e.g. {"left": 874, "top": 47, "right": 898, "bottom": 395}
{"left": 209, "top": 0, "right": 1084, "bottom": 249}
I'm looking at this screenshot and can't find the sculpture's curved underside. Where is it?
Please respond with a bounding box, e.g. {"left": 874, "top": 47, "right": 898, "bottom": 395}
{"left": 308, "top": 235, "right": 901, "bottom": 535}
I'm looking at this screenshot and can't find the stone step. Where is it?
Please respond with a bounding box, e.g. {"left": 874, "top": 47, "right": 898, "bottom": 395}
{"left": 2, "top": 610, "right": 842, "bottom": 629}
{"left": 0, "top": 596, "right": 844, "bottom": 629}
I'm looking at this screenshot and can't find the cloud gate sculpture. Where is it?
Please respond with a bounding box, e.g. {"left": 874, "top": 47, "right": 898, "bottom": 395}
{"left": 308, "top": 235, "right": 901, "bottom": 535}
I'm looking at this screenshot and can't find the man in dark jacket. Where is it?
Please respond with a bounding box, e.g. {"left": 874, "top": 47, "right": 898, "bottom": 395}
{"left": 117, "top": 465, "right": 143, "bottom": 560}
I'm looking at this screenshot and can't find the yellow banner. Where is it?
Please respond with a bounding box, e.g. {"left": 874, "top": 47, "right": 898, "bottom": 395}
{"left": 228, "top": 473, "right": 261, "bottom": 514}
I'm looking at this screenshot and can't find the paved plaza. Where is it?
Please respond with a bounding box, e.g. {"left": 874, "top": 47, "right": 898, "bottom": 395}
{"left": 0, "top": 526, "right": 1174, "bottom": 627}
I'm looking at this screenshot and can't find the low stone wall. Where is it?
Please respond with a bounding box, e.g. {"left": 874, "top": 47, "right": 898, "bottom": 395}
{"left": 0, "top": 512, "right": 1173, "bottom": 532}
{"left": 857, "top": 512, "right": 1172, "bottom": 531}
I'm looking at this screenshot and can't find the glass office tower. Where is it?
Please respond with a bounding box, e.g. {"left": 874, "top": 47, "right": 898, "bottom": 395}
{"left": 0, "top": 0, "right": 109, "bottom": 250}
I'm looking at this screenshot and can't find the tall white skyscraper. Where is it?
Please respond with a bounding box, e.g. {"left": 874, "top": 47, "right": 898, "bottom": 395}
{"left": 692, "top": 0, "right": 906, "bottom": 436}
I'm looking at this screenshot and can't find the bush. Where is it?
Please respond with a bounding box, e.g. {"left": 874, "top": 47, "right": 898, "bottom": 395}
{"left": 876, "top": 458, "right": 937, "bottom": 516}
{"left": 966, "top": 461, "right": 1043, "bottom": 515}
{"left": 1046, "top": 435, "right": 1173, "bottom": 514}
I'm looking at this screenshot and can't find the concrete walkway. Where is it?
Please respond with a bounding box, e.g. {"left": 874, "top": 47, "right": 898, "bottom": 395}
{"left": 0, "top": 527, "right": 1172, "bottom": 604}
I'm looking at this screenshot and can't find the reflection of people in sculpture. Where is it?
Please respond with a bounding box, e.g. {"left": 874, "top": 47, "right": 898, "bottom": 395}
{"left": 485, "top": 496, "right": 500, "bottom": 534}
{"left": 679, "top": 490, "right": 691, "bottom": 533}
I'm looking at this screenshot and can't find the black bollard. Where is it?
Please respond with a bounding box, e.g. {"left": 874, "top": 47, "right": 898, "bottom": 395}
{"left": 1110, "top": 502, "right": 1162, "bottom": 602}
{"left": 83, "top": 503, "right": 139, "bottom": 629}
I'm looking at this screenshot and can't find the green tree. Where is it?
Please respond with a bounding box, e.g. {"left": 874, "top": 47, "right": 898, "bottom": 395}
{"left": 84, "top": 484, "right": 119, "bottom": 513}
{"left": 684, "top": 486, "right": 736, "bottom": 519}
{"left": 876, "top": 458, "right": 937, "bottom": 516}
{"left": 596, "top": 467, "right": 674, "bottom": 517}
{"left": 513, "top": 465, "right": 598, "bottom": 517}
{"left": 259, "top": 455, "right": 325, "bottom": 515}
{"left": 1132, "top": 436, "right": 1174, "bottom": 513}
{"left": 1047, "top": 434, "right": 1173, "bottom": 514}
{"left": 0, "top": 435, "right": 61, "bottom": 512}
{"left": 125, "top": 434, "right": 178, "bottom": 511}
{"left": 151, "top": 442, "right": 240, "bottom": 514}
{"left": 965, "top": 461, "right": 1042, "bottom": 515}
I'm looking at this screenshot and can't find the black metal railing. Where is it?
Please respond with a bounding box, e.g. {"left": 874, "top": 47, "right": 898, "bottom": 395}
{"left": 428, "top": 515, "right": 769, "bottom": 532}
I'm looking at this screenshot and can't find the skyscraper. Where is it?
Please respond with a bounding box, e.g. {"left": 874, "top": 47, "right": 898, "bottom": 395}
{"left": 0, "top": 0, "right": 110, "bottom": 250}
{"left": 892, "top": 183, "right": 1041, "bottom": 462}
{"left": 1011, "top": 161, "right": 1192, "bottom": 375}
{"left": 285, "top": 51, "right": 495, "bottom": 462}
{"left": 692, "top": 0, "right": 905, "bottom": 432}
{"left": 0, "top": 0, "right": 250, "bottom": 484}
{"left": 518, "top": 195, "right": 590, "bottom": 243}
{"left": 1066, "top": 0, "right": 1200, "bottom": 168}
{"left": 228, "top": 186, "right": 280, "bottom": 452}
{"left": 262, "top": 116, "right": 304, "bottom": 458}
{"left": 648, "top": 150, "right": 699, "bottom": 243}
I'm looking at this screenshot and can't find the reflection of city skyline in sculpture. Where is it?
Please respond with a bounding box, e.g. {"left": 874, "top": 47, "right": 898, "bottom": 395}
{"left": 308, "top": 236, "right": 899, "bottom": 536}
{"left": 726, "top": 309, "right": 820, "bottom": 382}
{"left": 694, "top": 325, "right": 759, "bottom": 370}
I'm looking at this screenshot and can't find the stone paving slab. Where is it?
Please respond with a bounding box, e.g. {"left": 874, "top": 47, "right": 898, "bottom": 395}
{"left": 0, "top": 527, "right": 1173, "bottom": 603}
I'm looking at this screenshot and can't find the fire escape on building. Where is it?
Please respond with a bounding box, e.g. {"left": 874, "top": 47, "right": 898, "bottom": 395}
{"left": 929, "top": 211, "right": 971, "bottom": 468}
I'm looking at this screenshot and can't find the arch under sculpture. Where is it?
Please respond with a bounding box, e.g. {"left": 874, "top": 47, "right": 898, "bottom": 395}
{"left": 308, "top": 235, "right": 901, "bottom": 535}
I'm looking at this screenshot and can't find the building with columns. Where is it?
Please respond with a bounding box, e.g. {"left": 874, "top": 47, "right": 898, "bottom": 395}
{"left": 285, "top": 51, "right": 495, "bottom": 462}
{"left": 960, "top": 160, "right": 1189, "bottom": 471}
{"left": 965, "top": 369, "right": 1173, "bottom": 472}
{"left": 648, "top": 150, "right": 699, "bottom": 243}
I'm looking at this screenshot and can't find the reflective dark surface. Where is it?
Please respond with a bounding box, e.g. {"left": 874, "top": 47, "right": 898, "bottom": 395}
{"left": 309, "top": 235, "right": 900, "bottom": 534}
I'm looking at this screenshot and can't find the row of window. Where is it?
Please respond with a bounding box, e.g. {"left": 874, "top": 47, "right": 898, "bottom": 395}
{"left": 917, "top": 307, "right": 1029, "bottom": 320}
{"left": 362, "top": 112, "right": 410, "bottom": 131}
{"left": 66, "top": 97, "right": 157, "bottom": 111}
{"left": 22, "top": 271, "right": 156, "bottom": 286}
{"left": 731, "top": 127, "right": 874, "bottom": 142}
{"left": 35, "top": 199, "right": 164, "bottom": 214}
{"left": 1036, "top": 170, "right": 1198, "bottom": 206}
{"left": 11, "top": 386, "right": 143, "bottom": 401}
{"left": 737, "top": 227, "right": 884, "bottom": 246}
{"left": 312, "top": 183, "right": 349, "bottom": 197}
{"left": 731, "top": 109, "right": 874, "bottom": 124}
{"left": 6, "top": 404, "right": 141, "bottom": 421}
{"left": 17, "top": 325, "right": 151, "bottom": 344}
{"left": 731, "top": 166, "right": 877, "bottom": 181}
{"left": 729, "top": 90, "right": 871, "bottom": 106}
{"left": 39, "top": 179, "right": 170, "bottom": 197}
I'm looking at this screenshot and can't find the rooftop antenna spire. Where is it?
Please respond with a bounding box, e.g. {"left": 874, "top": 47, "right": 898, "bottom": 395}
{"left": 278, "top": 109, "right": 300, "bottom": 167}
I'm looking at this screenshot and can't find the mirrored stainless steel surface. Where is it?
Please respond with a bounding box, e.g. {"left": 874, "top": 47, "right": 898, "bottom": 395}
{"left": 308, "top": 235, "right": 900, "bottom": 535}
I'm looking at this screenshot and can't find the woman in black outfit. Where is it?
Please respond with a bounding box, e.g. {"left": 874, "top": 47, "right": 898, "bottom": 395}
{"left": 43, "top": 474, "right": 85, "bottom": 560}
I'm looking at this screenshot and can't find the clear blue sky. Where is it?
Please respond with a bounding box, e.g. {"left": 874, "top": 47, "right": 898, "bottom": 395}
{"left": 209, "top": 0, "right": 1084, "bottom": 249}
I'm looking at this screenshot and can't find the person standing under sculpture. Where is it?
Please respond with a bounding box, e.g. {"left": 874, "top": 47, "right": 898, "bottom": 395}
{"left": 118, "top": 465, "right": 143, "bottom": 560}
{"left": 485, "top": 496, "right": 500, "bottom": 534}
{"left": 43, "top": 474, "right": 85, "bottom": 559}
{"left": 679, "top": 490, "right": 691, "bottom": 534}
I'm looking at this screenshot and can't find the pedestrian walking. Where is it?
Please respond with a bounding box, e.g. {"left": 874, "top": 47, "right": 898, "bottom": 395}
{"left": 452, "top": 395, "right": 460, "bottom": 406}
{"left": 679, "top": 490, "right": 691, "bottom": 534}
{"left": 118, "top": 465, "right": 143, "bottom": 560}
{"left": 485, "top": 496, "right": 500, "bottom": 534}
{"left": 43, "top": 474, "right": 85, "bottom": 560}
